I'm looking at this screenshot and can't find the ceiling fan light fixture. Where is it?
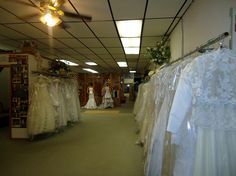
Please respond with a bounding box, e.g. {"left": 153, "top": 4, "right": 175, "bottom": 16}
{"left": 40, "top": 12, "right": 61, "bottom": 27}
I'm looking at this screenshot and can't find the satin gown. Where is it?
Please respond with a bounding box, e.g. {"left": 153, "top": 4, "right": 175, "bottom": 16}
{"left": 84, "top": 87, "right": 97, "bottom": 109}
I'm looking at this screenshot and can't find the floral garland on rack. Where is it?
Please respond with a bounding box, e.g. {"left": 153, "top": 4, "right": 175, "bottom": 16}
{"left": 146, "top": 40, "right": 171, "bottom": 65}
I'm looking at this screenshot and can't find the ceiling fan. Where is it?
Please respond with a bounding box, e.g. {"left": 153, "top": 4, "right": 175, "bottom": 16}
{"left": 11, "top": 0, "right": 92, "bottom": 28}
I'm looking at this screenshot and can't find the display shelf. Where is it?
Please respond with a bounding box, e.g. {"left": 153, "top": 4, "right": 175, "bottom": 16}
{"left": 31, "top": 70, "right": 70, "bottom": 78}
{"left": 9, "top": 55, "right": 29, "bottom": 138}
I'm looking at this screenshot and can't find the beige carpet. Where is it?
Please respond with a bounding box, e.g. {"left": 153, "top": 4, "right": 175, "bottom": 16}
{"left": 0, "top": 103, "right": 144, "bottom": 176}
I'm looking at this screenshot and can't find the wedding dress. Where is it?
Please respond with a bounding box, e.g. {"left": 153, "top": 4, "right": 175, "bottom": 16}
{"left": 133, "top": 83, "right": 144, "bottom": 115}
{"left": 167, "top": 48, "right": 236, "bottom": 176}
{"left": 145, "top": 59, "right": 191, "bottom": 176}
{"left": 27, "top": 75, "right": 56, "bottom": 136}
{"left": 101, "top": 86, "right": 113, "bottom": 108}
{"left": 84, "top": 87, "right": 97, "bottom": 109}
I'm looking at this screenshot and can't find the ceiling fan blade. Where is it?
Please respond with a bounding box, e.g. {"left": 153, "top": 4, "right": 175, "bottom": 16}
{"left": 59, "top": 21, "right": 70, "bottom": 29}
{"left": 20, "top": 12, "right": 39, "bottom": 20}
{"left": 63, "top": 11, "right": 92, "bottom": 21}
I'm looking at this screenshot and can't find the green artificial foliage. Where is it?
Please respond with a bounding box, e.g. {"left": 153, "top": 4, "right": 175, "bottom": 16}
{"left": 146, "top": 40, "right": 171, "bottom": 65}
{"left": 49, "top": 60, "right": 70, "bottom": 75}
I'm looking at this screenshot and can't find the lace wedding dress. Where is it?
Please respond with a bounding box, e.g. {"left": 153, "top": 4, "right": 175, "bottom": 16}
{"left": 27, "top": 76, "right": 56, "bottom": 136}
{"left": 167, "top": 48, "right": 236, "bottom": 176}
{"left": 101, "top": 86, "right": 113, "bottom": 108}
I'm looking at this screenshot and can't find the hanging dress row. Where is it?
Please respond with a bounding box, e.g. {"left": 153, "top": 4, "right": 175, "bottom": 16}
{"left": 133, "top": 48, "right": 236, "bottom": 176}
{"left": 27, "top": 75, "right": 81, "bottom": 137}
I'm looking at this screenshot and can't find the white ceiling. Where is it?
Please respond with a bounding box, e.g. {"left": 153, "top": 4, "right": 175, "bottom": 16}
{"left": 0, "top": 0, "right": 192, "bottom": 73}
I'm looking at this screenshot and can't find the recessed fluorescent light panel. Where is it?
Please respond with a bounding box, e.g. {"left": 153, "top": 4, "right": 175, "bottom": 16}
{"left": 116, "top": 20, "right": 142, "bottom": 55}
{"left": 85, "top": 62, "right": 97, "bottom": 66}
{"left": 116, "top": 20, "right": 142, "bottom": 37}
{"left": 121, "top": 38, "right": 140, "bottom": 47}
{"left": 83, "top": 68, "right": 98, "bottom": 73}
{"left": 117, "top": 62, "right": 127, "bottom": 67}
{"left": 60, "top": 60, "right": 79, "bottom": 66}
{"left": 124, "top": 48, "right": 140, "bottom": 54}
{"left": 130, "top": 70, "right": 136, "bottom": 73}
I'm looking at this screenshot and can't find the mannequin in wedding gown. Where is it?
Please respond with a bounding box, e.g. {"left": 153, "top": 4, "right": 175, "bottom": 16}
{"left": 100, "top": 83, "right": 114, "bottom": 108}
{"left": 83, "top": 83, "right": 97, "bottom": 109}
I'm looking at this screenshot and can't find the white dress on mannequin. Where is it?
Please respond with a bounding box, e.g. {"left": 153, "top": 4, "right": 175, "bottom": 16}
{"left": 167, "top": 48, "right": 236, "bottom": 176}
{"left": 101, "top": 86, "right": 113, "bottom": 108}
{"left": 84, "top": 87, "right": 97, "bottom": 109}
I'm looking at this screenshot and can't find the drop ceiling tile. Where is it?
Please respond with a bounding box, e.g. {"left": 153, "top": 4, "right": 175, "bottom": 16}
{"left": 83, "top": 53, "right": 100, "bottom": 59}
{"left": 0, "top": 40, "right": 19, "bottom": 50}
{"left": 88, "top": 22, "right": 118, "bottom": 37}
{"left": 6, "top": 24, "right": 49, "bottom": 38}
{"left": 1, "top": 1, "right": 41, "bottom": 22}
{"left": 59, "top": 48, "right": 80, "bottom": 55}
{"left": 79, "top": 38, "right": 103, "bottom": 47}
{"left": 0, "top": 8, "right": 24, "bottom": 23}
{"left": 74, "top": 48, "right": 94, "bottom": 55}
{"left": 146, "top": 0, "right": 186, "bottom": 18}
{"left": 90, "top": 47, "right": 109, "bottom": 54}
{"left": 143, "top": 19, "right": 173, "bottom": 36}
{"left": 37, "top": 38, "right": 68, "bottom": 48}
{"left": 69, "top": 0, "right": 112, "bottom": 21}
{"left": 0, "top": 35, "right": 8, "bottom": 40}
{"left": 66, "top": 22, "right": 95, "bottom": 38}
{"left": 97, "top": 54, "right": 113, "bottom": 59}
{"left": 68, "top": 54, "right": 87, "bottom": 61}
{"left": 106, "top": 47, "right": 124, "bottom": 54}
{"left": 57, "top": 38, "right": 84, "bottom": 47}
{"left": 110, "top": 0, "right": 146, "bottom": 20}
{"left": 32, "top": 23, "right": 72, "bottom": 38}
{"left": 142, "top": 36, "right": 162, "bottom": 47}
{"left": 100, "top": 38, "right": 122, "bottom": 47}
{"left": 111, "top": 54, "right": 126, "bottom": 59}
{"left": 126, "top": 55, "right": 139, "bottom": 59}
{"left": 0, "top": 25, "right": 29, "bottom": 39}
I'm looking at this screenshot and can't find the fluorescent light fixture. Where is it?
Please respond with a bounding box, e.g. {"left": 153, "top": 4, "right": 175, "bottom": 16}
{"left": 83, "top": 68, "right": 98, "bottom": 73}
{"left": 121, "top": 38, "right": 140, "bottom": 47}
{"left": 85, "top": 62, "right": 97, "bottom": 66}
{"left": 117, "top": 62, "right": 127, "bottom": 67}
{"left": 124, "top": 48, "right": 140, "bottom": 54}
{"left": 130, "top": 70, "right": 136, "bottom": 73}
{"left": 60, "top": 59, "right": 79, "bottom": 66}
{"left": 116, "top": 20, "right": 142, "bottom": 37}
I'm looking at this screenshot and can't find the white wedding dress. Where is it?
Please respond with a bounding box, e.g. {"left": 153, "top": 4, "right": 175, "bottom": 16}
{"left": 101, "top": 86, "right": 113, "bottom": 108}
{"left": 167, "top": 48, "right": 236, "bottom": 176}
{"left": 84, "top": 87, "right": 97, "bottom": 109}
{"left": 27, "top": 76, "right": 56, "bottom": 136}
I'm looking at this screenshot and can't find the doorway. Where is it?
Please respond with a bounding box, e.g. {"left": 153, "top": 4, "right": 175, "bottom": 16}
{"left": 0, "top": 66, "right": 10, "bottom": 133}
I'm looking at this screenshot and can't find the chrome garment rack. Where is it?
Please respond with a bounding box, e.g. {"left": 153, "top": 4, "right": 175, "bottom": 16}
{"left": 163, "top": 32, "right": 230, "bottom": 68}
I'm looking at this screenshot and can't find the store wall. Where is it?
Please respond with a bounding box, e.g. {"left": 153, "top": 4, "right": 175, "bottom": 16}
{"left": 170, "top": 0, "right": 236, "bottom": 60}
{"left": 170, "top": 22, "right": 183, "bottom": 60}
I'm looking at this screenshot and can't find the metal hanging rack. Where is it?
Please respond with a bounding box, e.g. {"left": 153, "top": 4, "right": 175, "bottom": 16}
{"left": 162, "top": 32, "right": 230, "bottom": 68}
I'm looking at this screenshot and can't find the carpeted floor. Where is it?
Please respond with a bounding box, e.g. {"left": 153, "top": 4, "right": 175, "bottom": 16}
{"left": 0, "top": 102, "right": 144, "bottom": 176}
